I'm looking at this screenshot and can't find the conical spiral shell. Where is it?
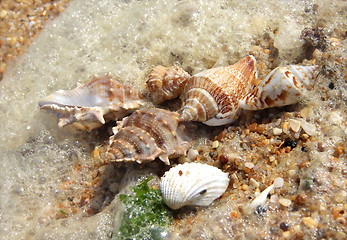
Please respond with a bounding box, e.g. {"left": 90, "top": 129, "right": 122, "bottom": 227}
{"left": 239, "top": 65, "right": 318, "bottom": 110}
{"left": 146, "top": 65, "right": 190, "bottom": 104}
{"left": 160, "top": 162, "right": 229, "bottom": 209}
{"left": 104, "top": 108, "right": 191, "bottom": 165}
{"left": 180, "top": 56, "right": 258, "bottom": 126}
{"left": 38, "top": 75, "right": 144, "bottom": 131}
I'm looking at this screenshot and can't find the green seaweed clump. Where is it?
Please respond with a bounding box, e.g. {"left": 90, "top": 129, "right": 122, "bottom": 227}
{"left": 114, "top": 175, "right": 173, "bottom": 240}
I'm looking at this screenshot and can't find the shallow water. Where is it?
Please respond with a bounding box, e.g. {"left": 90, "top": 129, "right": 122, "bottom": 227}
{"left": 0, "top": 0, "right": 346, "bottom": 239}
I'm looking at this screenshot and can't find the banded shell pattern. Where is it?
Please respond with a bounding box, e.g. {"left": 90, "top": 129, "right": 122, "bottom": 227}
{"left": 104, "top": 108, "right": 191, "bottom": 165}
{"left": 39, "top": 75, "right": 144, "bottom": 131}
{"left": 146, "top": 65, "right": 190, "bottom": 104}
{"left": 147, "top": 56, "right": 318, "bottom": 126}
{"left": 180, "top": 56, "right": 258, "bottom": 126}
{"left": 239, "top": 65, "right": 318, "bottom": 110}
{"left": 160, "top": 162, "right": 229, "bottom": 209}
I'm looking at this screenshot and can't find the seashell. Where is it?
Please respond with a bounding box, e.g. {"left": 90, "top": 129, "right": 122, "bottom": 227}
{"left": 180, "top": 55, "right": 258, "bottom": 126}
{"left": 160, "top": 162, "right": 229, "bottom": 209}
{"left": 239, "top": 65, "right": 318, "bottom": 110}
{"left": 146, "top": 65, "right": 190, "bottom": 104}
{"left": 104, "top": 108, "right": 191, "bottom": 165}
{"left": 38, "top": 75, "right": 144, "bottom": 131}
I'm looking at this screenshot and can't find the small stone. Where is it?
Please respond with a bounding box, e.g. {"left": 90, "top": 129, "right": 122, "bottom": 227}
{"left": 250, "top": 178, "right": 259, "bottom": 188}
{"left": 0, "top": 10, "right": 7, "bottom": 18}
{"left": 280, "top": 222, "right": 290, "bottom": 231}
{"left": 302, "top": 217, "right": 318, "bottom": 229}
{"left": 288, "top": 119, "right": 301, "bottom": 132}
{"left": 274, "top": 177, "right": 284, "bottom": 188}
{"left": 300, "top": 120, "right": 316, "bottom": 136}
{"left": 212, "top": 140, "right": 219, "bottom": 148}
{"left": 273, "top": 127, "right": 283, "bottom": 135}
{"left": 269, "top": 156, "right": 275, "bottom": 162}
{"left": 186, "top": 148, "right": 198, "bottom": 161}
{"left": 241, "top": 184, "right": 249, "bottom": 191}
{"left": 245, "top": 162, "right": 254, "bottom": 169}
{"left": 295, "top": 193, "right": 308, "bottom": 205}
{"left": 247, "top": 123, "right": 258, "bottom": 132}
{"left": 282, "top": 231, "right": 291, "bottom": 239}
{"left": 279, "top": 198, "right": 292, "bottom": 207}
{"left": 283, "top": 121, "right": 289, "bottom": 130}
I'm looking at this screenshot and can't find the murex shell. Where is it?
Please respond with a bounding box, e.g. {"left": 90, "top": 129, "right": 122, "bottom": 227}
{"left": 160, "top": 162, "right": 229, "bottom": 209}
{"left": 39, "top": 75, "right": 144, "bottom": 131}
{"left": 104, "top": 108, "right": 191, "bottom": 165}
{"left": 146, "top": 65, "right": 190, "bottom": 104}
{"left": 147, "top": 56, "right": 318, "bottom": 126}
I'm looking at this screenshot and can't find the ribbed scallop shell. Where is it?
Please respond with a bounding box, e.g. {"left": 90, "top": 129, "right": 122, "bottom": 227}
{"left": 146, "top": 65, "right": 190, "bottom": 104}
{"left": 38, "top": 75, "right": 144, "bottom": 131}
{"left": 160, "top": 162, "right": 229, "bottom": 209}
{"left": 239, "top": 65, "right": 318, "bottom": 110}
{"left": 180, "top": 55, "right": 258, "bottom": 126}
{"left": 104, "top": 108, "right": 191, "bottom": 165}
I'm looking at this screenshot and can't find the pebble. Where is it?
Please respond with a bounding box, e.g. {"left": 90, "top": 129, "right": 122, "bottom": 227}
{"left": 300, "top": 120, "right": 316, "bottom": 136}
{"left": 249, "top": 178, "right": 259, "bottom": 188}
{"left": 302, "top": 217, "right": 318, "bottom": 229}
{"left": 269, "top": 156, "right": 275, "bottom": 162}
{"left": 288, "top": 119, "right": 301, "bottom": 132}
{"left": 273, "top": 127, "right": 283, "bottom": 135}
{"left": 279, "top": 198, "right": 292, "bottom": 207}
{"left": 186, "top": 148, "right": 198, "bottom": 161}
{"left": 274, "top": 177, "right": 284, "bottom": 188}
{"left": 212, "top": 140, "right": 219, "bottom": 148}
{"left": 244, "top": 162, "right": 254, "bottom": 169}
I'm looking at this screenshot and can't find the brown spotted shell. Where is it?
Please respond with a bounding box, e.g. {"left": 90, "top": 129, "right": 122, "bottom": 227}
{"left": 239, "top": 65, "right": 318, "bottom": 110}
{"left": 146, "top": 65, "right": 190, "bottom": 104}
{"left": 38, "top": 75, "right": 144, "bottom": 131}
{"left": 104, "top": 108, "right": 191, "bottom": 165}
{"left": 180, "top": 56, "right": 258, "bottom": 126}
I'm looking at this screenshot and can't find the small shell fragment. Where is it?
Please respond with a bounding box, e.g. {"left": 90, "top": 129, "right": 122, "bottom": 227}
{"left": 160, "top": 162, "right": 229, "bottom": 209}
{"left": 38, "top": 75, "right": 144, "bottom": 131}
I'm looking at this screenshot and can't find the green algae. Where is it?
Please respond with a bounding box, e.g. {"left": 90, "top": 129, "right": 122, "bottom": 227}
{"left": 114, "top": 175, "right": 173, "bottom": 240}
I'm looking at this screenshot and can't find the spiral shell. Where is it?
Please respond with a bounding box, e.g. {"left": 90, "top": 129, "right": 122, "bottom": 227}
{"left": 160, "top": 162, "right": 229, "bottom": 209}
{"left": 38, "top": 75, "right": 144, "bottom": 131}
{"left": 180, "top": 55, "right": 258, "bottom": 126}
{"left": 239, "top": 65, "right": 318, "bottom": 110}
{"left": 146, "top": 65, "right": 190, "bottom": 104}
{"left": 104, "top": 108, "right": 191, "bottom": 165}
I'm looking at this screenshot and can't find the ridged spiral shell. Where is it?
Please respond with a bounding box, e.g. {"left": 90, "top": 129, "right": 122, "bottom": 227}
{"left": 180, "top": 55, "right": 258, "bottom": 126}
{"left": 160, "top": 162, "right": 229, "bottom": 209}
{"left": 239, "top": 65, "right": 318, "bottom": 110}
{"left": 104, "top": 108, "right": 191, "bottom": 165}
{"left": 38, "top": 75, "right": 144, "bottom": 131}
{"left": 146, "top": 65, "right": 190, "bottom": 104}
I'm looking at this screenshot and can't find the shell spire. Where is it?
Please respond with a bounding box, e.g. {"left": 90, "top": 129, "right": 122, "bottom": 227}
{"left": 104, "top": 108, "right": 191, "bottom": 165}
{"left": 38, "top": 75, "right": 144, "bottom": 131}
{"left": 180, "top": 55, "right": 258, "bottom": 126}
{"left": 146, "top": 65, "right": 190, "bottom": 104}
{"left": 239, "top": 65, "right": 318, "bottom": 110}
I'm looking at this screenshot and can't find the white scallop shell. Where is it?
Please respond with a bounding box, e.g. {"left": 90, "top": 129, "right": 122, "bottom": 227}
{"left": 160, "top": 162, "right": 229, "bottom": 209}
